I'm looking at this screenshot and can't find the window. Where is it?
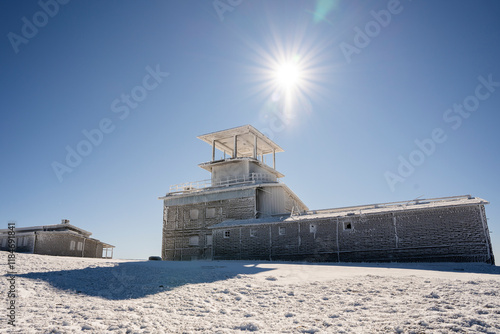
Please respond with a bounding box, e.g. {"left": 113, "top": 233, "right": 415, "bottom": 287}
{"left": 309, "top": 224, "right": 317, "bottom": 233}
{"left": 206, "top": 235, "right": 213, "bottom": 246}
{"left": 77, "top": 242, "right": 83, "bottom": 251}
{"left": 22, "top": 237, "right": 28, "bottom": 246}
{"left": 206, "top": 208, "right": 216, "bottom": 218}
{"left": 250, "top": 229, "right": 257, "bottom": 237}
{"left": 344, "top": 222, "right": 352, "bottom": 230}
{"left": 279, "top": 227, "right": 286, "bottom": 235}
{"left": 1, "top": 238, "right": 7, "bottom": 248}
{"left": 70, "top": 240, "right": 76, "bottom": 251}
{"left": 190, "top": 209, "right": 199, "bottom": 220}
{"left": 189, "top": 236, "right": 199, "bottom": 246}
{"left": 224, "top": 230, "right": 230, "bottom": 238}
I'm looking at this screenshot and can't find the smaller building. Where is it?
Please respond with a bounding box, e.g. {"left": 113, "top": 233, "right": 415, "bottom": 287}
{"left": 0, "top": 220, "right": 114, "bottom": 258}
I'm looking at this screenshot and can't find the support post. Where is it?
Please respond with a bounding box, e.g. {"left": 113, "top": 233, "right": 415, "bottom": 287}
{"left": 253, "top": 135, "right": 257, "bottom": 159}
{"left": 273, "top": 149, "right": 276, "bottom": 169}
{"left": 233, "top": 135, "right": 237, "bottom": 158}
{"left": 212, "top": 140, "right": 216, "bottom": 161}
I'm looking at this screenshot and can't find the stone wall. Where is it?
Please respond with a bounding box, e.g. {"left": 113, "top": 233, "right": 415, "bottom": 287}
{"left": 212, "top": 205, "right": 494, "bottom": 263}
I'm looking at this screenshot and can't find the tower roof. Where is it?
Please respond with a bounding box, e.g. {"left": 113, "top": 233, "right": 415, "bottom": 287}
{"left": 197, "top": 125, "right": 283, "bottom": 157}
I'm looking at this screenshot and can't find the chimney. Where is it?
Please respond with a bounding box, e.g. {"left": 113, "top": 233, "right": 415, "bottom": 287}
{"left": 61, "top": 219, "right": 70, "bottom": 224}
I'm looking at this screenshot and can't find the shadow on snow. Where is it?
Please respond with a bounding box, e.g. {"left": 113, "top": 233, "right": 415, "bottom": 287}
{"left": 9, "top": 260, "right": 499, "bottom": 300}
{"left": 13, "top": 261, "right": 274, "bottom": 300}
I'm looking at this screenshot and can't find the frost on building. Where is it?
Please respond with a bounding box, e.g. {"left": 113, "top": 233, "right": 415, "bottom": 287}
{"left": 160, "top": 125, "right": 495, "bottom": 264}
{"left": 0, "top": 219, "right": 114, "bottom": 258}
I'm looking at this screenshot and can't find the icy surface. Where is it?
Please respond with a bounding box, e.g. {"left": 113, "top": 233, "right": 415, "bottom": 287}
{"left": 1, "top": 251, "right": 500, "bottom": 333}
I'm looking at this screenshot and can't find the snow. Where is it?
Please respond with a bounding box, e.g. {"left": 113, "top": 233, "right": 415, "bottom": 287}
{"left": 1, "top": 251, "right": 500, "bottom": 333}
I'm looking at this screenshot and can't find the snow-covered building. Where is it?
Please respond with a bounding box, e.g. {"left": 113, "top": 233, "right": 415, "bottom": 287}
{"left": 0, "top": 220, "right": 114, "bottom": 258}
{"left": 160, "top": 125, "right": 495, "bottom": 264}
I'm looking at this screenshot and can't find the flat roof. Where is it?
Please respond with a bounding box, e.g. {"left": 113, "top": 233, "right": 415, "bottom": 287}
{"left": 197, "top": 125, "right": 284, "bottom": 157}
{"left": 0, "top": 223, "right": 92, "bottom": 237}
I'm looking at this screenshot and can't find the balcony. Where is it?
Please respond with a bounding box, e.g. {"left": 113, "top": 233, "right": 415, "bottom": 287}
{"left": 168, "top": 173, "right": 278, "bottom": 194}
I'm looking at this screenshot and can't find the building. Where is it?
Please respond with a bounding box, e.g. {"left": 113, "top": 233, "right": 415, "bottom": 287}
{"left": 160, "top": 125, "right": 495, "bottom": 264}
{"left": 0, "top": 220, "right": 114, "bottom": 258}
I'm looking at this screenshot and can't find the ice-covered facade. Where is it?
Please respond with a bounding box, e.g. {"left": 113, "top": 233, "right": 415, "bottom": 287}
{"left": 160, "top": 125, "right": 494, "bottom": 264}
{"left": 0, "top": 220, "right": 114, "bottom": 258}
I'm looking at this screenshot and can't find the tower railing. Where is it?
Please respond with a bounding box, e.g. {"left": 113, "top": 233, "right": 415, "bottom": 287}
{"left": 168, "top": 173, "right": 278, "bottom": 194}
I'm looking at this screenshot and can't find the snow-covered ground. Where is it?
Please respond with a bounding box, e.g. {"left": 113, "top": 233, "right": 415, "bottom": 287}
{"left": 1, "top": 252, "right": 499, "bottom": 333}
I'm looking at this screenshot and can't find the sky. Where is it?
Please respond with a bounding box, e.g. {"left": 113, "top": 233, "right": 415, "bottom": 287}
{"left": 1, "top": 0, "right": 499, "bottom": 261}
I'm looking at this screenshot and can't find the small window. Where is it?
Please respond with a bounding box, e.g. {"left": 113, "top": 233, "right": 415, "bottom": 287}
{"left": 279, "top": 227, "right": 286, "bottom": 235}
{"left": 309, "top": 224, "right": 317, "bottom": 233}
{"left": 344, "top": 222, "right": 352, "bottom": 230}
{"left": 189, "top": 236, "right": 199, "bottom": 246}
{"left": 224, "top": 230, "right": 230, "bottom": 238}
{"left": 23, "top": 237, "right": 28, "bottom": 246}
{"left": 77, "top": 242, "right": 83, "bottom": 251}
{"left": 206, "top": 208, "right": 216, "bottom": 218}
{"left": 1, "top": 238, "right": 6, "bottom": 248}
{"left": 190, "top": 209, "right": 199, "bottom": 220}
{"left": 69, "top": 240, "right": 76, "bottom": 250}
{"left": 206, "top": 235, "right": 213, "bottom": 246}
{"left": 250, "top": 229, "right": 257, "bottom": 237}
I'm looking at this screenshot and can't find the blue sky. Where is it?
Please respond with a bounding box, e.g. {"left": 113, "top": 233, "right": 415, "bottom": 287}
{"left": 1, "top": 0, "right": 499, "bottom": 261}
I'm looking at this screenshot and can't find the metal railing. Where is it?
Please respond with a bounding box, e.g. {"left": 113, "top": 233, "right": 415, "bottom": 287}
{"left": 168, "top": 173, "right": 278, "bottom": 194}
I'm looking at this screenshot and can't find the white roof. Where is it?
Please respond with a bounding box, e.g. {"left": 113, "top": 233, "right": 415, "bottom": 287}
{"left": 197, "top": 125, "right": 283, "bottom": 157}
{"left": 0, "top": 223, "right": 92, "bottom": 237}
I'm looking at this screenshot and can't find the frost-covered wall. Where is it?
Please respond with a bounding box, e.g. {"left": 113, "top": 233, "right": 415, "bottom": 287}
{"left": 211, "top": 205, "right": 494, "bottom": 263}
{"left": 35, "top": 232, "right": 103, "bottom": 258}
{"left": 161, "top": 183, "right": 308, "bottom": 260}
{"left": 0, "top": 231, "right": 107, "bottom": 258}
{"left": 0, "top": 233, "right": 36, "bottom": 253}
{"left": 162, "top": 196, "right": 256, "bottom": 261}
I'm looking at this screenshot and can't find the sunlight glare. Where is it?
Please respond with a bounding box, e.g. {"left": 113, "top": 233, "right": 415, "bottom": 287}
{"left": 242, "top": 18, "right": 335, "bottom": 126}
{"left": 275, "top": 61, "right": 301, "bottom": 89}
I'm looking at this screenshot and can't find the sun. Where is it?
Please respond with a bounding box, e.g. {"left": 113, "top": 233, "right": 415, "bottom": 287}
{"left": 274, "top": 61, "right": 302, "bottom": 89}
{"left": 241, "top": 21, "right": 333, "bottom": 123}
